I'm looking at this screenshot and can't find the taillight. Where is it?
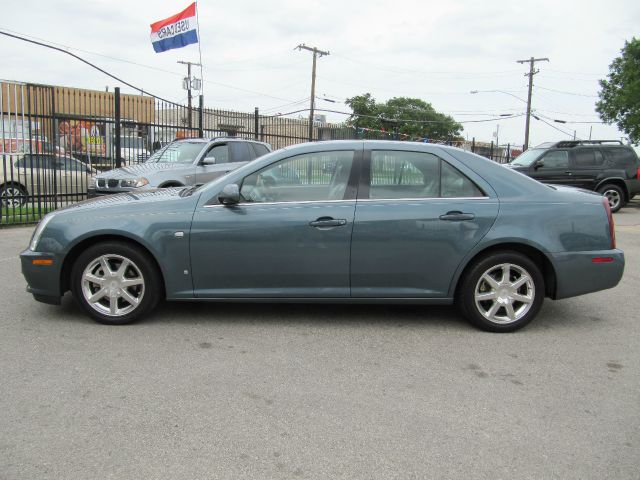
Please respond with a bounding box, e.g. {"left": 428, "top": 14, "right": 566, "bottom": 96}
{"left": 602, "top": 196, "right": 616, "bottom": 249}
{"left": 637, "top": 166, "right": 640, "bottom": 180}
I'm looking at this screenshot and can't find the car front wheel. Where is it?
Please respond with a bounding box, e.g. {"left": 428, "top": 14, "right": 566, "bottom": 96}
{"left": 457, "top": 251, "right": 544, "bottom": 332}
{"left": 71, "top": 241, "right": 162, "bottom": 324}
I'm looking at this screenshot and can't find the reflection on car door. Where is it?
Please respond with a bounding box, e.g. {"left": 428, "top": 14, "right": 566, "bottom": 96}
{"left": 189, "top": 148, "right": 361, "bottom": 297}
{"left": 350, "top": 148, "right": 499, "bottom": 298}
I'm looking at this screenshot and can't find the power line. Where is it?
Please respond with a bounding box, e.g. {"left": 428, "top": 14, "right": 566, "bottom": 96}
{"left": 535, "top": 85, "right": 598, "bottom": 98}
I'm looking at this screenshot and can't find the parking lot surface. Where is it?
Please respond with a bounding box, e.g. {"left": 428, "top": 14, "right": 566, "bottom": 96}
{"left": 1, "top": 202, "right": 639, "bottom": 479}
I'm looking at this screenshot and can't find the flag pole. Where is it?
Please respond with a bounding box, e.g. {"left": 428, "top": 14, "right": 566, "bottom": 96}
{"left": 195, "top": 1, "right": 204, "bottom": 97}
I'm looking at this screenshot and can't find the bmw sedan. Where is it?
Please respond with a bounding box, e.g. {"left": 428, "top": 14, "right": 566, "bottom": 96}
{"left": 21, "top": 141, "right": 624, "bottom": 332}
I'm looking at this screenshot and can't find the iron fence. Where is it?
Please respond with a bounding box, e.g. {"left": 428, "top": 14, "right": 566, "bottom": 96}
{"left": 1, "top": 80, "right": 513, "bottom": 226}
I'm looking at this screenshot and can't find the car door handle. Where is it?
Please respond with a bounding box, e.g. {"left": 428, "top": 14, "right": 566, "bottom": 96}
{"left": 565, "top": 171, "right": 573, "bottom": 175}
{"left": 309, "top": 217, "right": 347, "bottom": 228}
{"left": 439, "top": 211, "right": 475, "bottom": 221}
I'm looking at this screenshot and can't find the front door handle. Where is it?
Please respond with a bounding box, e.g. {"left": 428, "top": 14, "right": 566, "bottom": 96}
{"left": 439, "top": 211, "right": 475, "bottom": 221}
{"left": 309, "top": 216, "right": 347, "bottom": 228}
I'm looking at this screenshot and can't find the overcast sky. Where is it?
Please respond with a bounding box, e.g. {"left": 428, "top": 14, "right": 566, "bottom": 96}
{"left": 1, "top": 0, "right": 638, "bottom": 147}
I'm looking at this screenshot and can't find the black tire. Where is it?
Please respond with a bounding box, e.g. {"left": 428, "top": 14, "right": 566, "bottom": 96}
{"left": 597, "top": 184, "right": 626, "bottom": 213}
{"left": 457, "top": 251, "right": 545, "bottom": 333}
{"left": 0, "top": 182, "right": 28, "bottom": 207}
{"left": 70, "top": 241, "right": 162, "bottom": 325}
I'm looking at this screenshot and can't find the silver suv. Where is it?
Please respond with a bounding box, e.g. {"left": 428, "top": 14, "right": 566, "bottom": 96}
{"left": 88, "top": 138, "right": 271, "bottom": 196}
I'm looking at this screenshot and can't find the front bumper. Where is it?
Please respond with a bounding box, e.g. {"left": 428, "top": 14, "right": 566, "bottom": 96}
{"left": 551, "top": 249, "right": 624, "bottom": 299}
{"left": 20, "top": 249, "right": 63, "bottom": 304}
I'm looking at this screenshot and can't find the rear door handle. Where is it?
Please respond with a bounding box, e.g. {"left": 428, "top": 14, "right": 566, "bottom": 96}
{"left": 309, "top": 217, "right": 347, "bottom": 228}
{"left": 439, "top": 211, "right": 475, "bottom": 221}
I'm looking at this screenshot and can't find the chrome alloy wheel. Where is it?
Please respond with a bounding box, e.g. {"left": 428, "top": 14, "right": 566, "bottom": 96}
{"left": 474, "top": 263, "right": 535, "bottom": 324}
{"left": 603, "top": 189, "right": 621, "bottom": 210}
{"left": 81, "top": 254, "right": 145, "bottom": 317}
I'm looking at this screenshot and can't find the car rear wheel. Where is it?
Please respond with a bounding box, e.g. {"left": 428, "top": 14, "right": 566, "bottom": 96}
{"left": 0, "top": 183, "right": 28, "bottom": 207}
{"left": 598, "top": 184, "right": 625, "bottom": 213}
{"left": 457, "top": 251, "right": 544, "bottom": 332}
{"left": 71, "top": 241, "right": 161, "bottom": 325}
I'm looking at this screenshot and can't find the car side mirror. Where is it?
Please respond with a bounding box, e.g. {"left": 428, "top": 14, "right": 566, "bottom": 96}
{"left": 201, "top": 157, "right": 215, "bottom": 166}
{"left": 218, "top": 183, "right": 240, "bottom": 205}
{"left": 534, "top": 159, "right": 545, "bottom": 169}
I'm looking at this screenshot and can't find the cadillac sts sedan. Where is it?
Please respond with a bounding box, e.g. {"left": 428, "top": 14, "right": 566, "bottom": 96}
{"left": 21, "top": 141, "right": 624, "bottom": 332}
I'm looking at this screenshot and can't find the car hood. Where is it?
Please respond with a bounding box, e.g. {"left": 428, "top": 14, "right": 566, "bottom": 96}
{"left": 56, "top": 187, "right": 190, "bottom": 213}
{"left": 95, "top": 162, "right": 187, "bottom": 179}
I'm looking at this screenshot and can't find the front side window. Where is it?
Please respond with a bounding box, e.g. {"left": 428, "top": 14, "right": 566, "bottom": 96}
{"left": 368, "top": 150, "right": 483, "bottom": 199}
{"left": 540, "top": 150, "right": 569, "bottom": 168}
{"left": 240, "top": 151, "right": 354, "bottom": 203}
{"left": 205, "top": 144, "right": 229, "bottom": 164}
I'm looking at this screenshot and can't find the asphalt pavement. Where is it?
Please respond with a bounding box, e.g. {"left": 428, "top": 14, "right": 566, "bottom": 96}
{"left": 1, "top": 202, "right": 639, "bottom": 480}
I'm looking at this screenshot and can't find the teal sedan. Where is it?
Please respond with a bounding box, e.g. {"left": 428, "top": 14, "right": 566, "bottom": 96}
{"left": 21, "top": 141, "right": 624, "bottom": 332}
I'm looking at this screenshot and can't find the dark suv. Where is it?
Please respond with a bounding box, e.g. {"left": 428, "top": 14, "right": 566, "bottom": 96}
{"left": 89, "top": 137, "right": 271, "bottom": 197}
{"left": 506, "top": 140, "right": 640, "bottom": 212}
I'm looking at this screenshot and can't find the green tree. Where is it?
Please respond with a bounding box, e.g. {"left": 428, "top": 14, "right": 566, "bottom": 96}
{"left": 345, "top": 94, "right": 462, "bottom": 141}
{"left": 596, "top": 38, "right": 640, "bottom": 143}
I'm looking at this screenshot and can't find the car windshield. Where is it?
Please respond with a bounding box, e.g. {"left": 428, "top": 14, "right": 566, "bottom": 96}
{"left": 510, "top": 148, "right": 545, "bottom": 167}
{"left": 145, "top": 141, "right": 205, "bottom": 164}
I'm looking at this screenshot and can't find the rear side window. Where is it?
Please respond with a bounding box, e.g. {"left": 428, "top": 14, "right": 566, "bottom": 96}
{"left": 604, "top": 147, "right": 637, "bottom": 166}
{"left": 14, "top": 154, "right": 55, "bottom": 170}
{"left": 573, "top": 149, "right": 603, "bottom": 167}
{"left": 368, "top": 150, "right": 484, "bottom": 199}
{"left": 251, "top": 143, "right": 270, "bottom": 158}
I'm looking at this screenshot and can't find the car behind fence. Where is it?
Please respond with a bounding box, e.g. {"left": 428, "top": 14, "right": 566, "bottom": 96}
{"left": 1, "top": 80, "right": 516, "bottom": 225}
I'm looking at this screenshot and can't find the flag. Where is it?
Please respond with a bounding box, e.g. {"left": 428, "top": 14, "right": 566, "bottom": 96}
{"left": 150, "top": 3, "right": 198, "bottom": 53}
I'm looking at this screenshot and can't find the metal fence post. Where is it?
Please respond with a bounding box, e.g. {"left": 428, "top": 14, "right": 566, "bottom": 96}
{"left": 198, "top": 95, "right": 204, "bottom": 138}
{"left": 114, "top": 87, "right": 122, "bottom": 169}
{"left": 254, "top": 107, "right": 259, "bottom": 140}
{"left": 471, "top": 137, "right": 475, "bottom": 153}
{"left": 490, "top": 141, "right": 494, "bottom": 161}
{"left": 506, "top": 143, "right": 511, "bottom": 163}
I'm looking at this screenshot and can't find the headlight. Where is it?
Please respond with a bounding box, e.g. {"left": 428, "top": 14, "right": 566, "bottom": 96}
{"left": 29, "top": 213, "right": 55, "bottom": 251}
{"left": 120, "top": 177, "right": 149, "bottom": 188}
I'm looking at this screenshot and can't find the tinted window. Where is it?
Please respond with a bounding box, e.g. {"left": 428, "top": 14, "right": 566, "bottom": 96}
{"left": 369, "top": 150, "right": 484, "bottom": 199}
{"left": 541, "top": 150, "right": 569, "bottom": 168}
{"left": 441, "top": 161, "right": 484, "bottom": 197}
{"left": 573, "top": 149, "right": 602, "bottom": 167}
{"left": 14, "top": 154, "right": 55, "bottom": 170}
{"left": 252, "top": 143, "right": 270, "bottom": 158}
{"left": 205, "top": 144, "right": 229, "bottom": 164}
{"left": 229, "top": 142, "right": 251, "bottom": 163}
{"left": 55, "top": 157, "right": 90, "bottom": 172}
{"left": 240, "top": 151, "right": 354, "bottom": 203}
{"left": 604, "top": 147, "right": 637, "bottom": 166}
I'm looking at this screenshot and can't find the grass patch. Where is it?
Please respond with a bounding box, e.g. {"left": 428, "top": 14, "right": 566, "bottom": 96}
{"left": 0, "top": 205, "right": 54, "bottom": 225}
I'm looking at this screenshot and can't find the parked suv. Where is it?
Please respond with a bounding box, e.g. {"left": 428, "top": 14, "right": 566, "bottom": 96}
{"left": 88, "top": 137, "right": 271, "bottom": 196}
{"left": 506, "top": 140, "right": 640, "bottom": 212}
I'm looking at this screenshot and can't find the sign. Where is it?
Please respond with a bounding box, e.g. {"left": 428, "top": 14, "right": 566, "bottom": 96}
{"left": 150, "top": 3, "right": 198, "bottom": 53}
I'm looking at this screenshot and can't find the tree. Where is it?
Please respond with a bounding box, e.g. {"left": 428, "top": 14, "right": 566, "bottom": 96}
{"left": 596, "top": 38, "right": 640, "bottom": 143}
{"left": 345, "top": 94, "right": 463, "bottom": 141}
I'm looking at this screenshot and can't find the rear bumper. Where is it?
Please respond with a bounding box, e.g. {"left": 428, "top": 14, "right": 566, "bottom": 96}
{"left": 624, "top": 178, "right": 640, "bottom": 198}
{"left": 550, "top": 249, "right": 624, "bottom": 299}
{"left": 20, "top": 249, "right": 63, "bottom": 304}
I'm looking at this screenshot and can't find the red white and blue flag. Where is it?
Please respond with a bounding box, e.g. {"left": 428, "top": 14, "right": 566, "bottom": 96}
{"left": 150, "top": 3, "right": 198, "bottom": 53}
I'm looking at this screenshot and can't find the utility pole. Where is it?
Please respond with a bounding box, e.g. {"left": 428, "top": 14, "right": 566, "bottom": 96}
{"left": 178, "top": 60, "right": 202, "bottom": 129}
{"left": 516, "top": 56, "right": 549, "bottom": 150}
{"left": 295, "top": 44, "right": 329, "bottom": 141}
